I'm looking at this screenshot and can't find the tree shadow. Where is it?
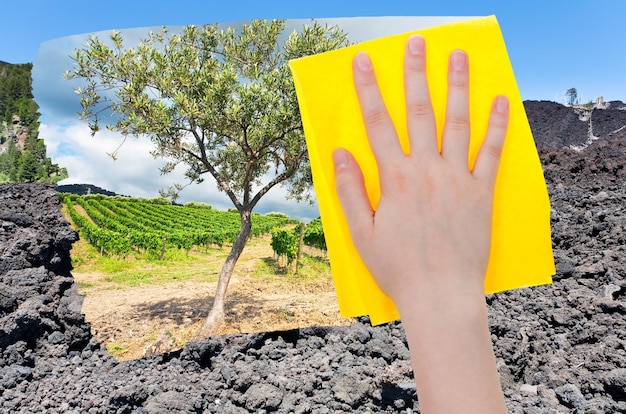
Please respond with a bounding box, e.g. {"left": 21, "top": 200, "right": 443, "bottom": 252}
{"left": 131, "top": 289, "right": 269, "bottom": 327}
{"left": 261, "top": 256, "right": 290, "bottom": 275}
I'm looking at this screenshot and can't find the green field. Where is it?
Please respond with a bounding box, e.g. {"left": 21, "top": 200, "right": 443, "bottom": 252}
{"left": 61, "top": 194, "right": 298, "bottom": 256}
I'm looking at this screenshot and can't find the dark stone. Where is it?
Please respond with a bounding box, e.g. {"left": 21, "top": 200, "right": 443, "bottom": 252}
{"left": 4, "top": 105, "right": 626, "bottom": 414}
{"left": 603, "top": 368, "right": 626, "bottom": 402}
{"left": 555, "top": 384, "right": 586, "bottom": 412}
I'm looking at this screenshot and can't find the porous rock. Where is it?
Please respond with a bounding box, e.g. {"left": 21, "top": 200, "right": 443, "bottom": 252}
{"left": 2, "top": 101, "right": 626, "bottom": 413}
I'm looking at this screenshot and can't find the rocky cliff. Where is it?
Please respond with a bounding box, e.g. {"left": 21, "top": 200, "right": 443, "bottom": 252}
{"left": 526, "top": 100, "right": 626, "bottom": 150}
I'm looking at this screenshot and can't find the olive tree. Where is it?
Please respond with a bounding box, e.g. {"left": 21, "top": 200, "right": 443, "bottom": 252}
{"left": 66, "top": 20, "right": 349, "bottom": 337}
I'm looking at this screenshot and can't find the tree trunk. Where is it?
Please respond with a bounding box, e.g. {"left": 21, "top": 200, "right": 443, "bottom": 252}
{"left": 295, "top": 219, "right": 305, "bottom": 274}
{"left": 194, "top": 209, "right": 252, "bottom": 339}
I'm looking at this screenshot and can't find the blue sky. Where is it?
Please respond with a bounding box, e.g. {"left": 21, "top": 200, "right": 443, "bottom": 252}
{"left": 2, "top": 0, "right": 625, "bottom": 218}
{"left": 4, "top": 0, "right": 626, "bottom": 102}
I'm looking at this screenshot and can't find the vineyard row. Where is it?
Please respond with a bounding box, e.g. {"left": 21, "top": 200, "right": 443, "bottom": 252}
{"left": 61, "top": 194, "right": 298, "bottom": 256}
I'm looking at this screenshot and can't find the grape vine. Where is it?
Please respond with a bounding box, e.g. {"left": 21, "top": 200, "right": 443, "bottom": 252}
{"left": 270, "top": 217, "right": 327, "bottom": 265}
{"left": 61, "top": 194, "right": 297, "bottom": 256}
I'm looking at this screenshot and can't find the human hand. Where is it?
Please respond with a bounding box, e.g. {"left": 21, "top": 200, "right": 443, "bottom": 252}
{"left": 332, "top": 34, "right": 509, "bottom": 312}
{"left": 333, "top": 33, "right": 510, "bottom": 414}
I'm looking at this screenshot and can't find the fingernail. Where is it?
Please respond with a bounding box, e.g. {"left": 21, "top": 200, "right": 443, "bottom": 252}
{"left": 354, "top": 52, "right": 372, "bottom": 72}
{"left": 333, "top": 149, "right": 349, "bottom": 170}
{"left": 407, "top": 35, "right": 425, "bottom": 56}
{"left": 450, "top": 50, "right": 467, "bottom": 71}
{"left": 495, "top": 95, "right": 509, "bottom": 114}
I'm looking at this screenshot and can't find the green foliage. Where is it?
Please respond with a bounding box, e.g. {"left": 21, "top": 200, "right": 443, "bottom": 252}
{"left": 265, "top": 211, "right": 289, "bottom": 218}
{"left": 566, "top": 87, "right": 578, "bottom": 106}
{"left": 148, "top": 197, "right": 171, "bottom": 205}
{"left": 66, "top": 20, "right": 349, "bottom": 210}
{"left": 0, "top": 137, "right": 69, "bottom": 183}
{"left": 0, "top": 62, "right": 34, "bottom": 124}
{"left": 184, "top": 201, "right": 212, "bottom": 210}
{"left": 0, "top": 139, "right": 19, "bottom": 181}
{"left": 16, "top": 150, "right": 38, "bottom": 182}
{"left": 303, "top": 218, "right": 327, "bottom": 251}
{"left": 106, "top": 343, "right": 129, "bottom": 357}
{"left": 254, "top": 253, "right": 330, "bottom": 282}
{"left": 270, "top": 218, "right": 327, "bottom": 264}
{"left": 0, "top": 61, "right": 67, "bottom": 183}
{"left": 65, "top": 20, "right": 348, "bottom": 325}
{"left": 62, "top": 194, "right": 296, "bottom": 256}
{"left": 271, "top": 226, "right": 299, "bottom": 264}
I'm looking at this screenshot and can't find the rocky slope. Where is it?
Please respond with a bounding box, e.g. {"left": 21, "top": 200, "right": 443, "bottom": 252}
{"left": 1, "top": 101, "right": 626, "bottom": 413}
{"left": 525, "top": 100, "right": 626, "bottom": 150}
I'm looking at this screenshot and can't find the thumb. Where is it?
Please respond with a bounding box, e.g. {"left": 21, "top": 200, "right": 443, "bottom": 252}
{"left": 333, "top": 148, "right": 374, "bottom": 242}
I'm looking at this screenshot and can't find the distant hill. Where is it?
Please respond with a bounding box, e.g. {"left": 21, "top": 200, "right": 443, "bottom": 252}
{"left": 524, "top": 100, "right": 626, "bottom": 150}
{"left": 57, "top": 183, "right": 121, "bottom": 197}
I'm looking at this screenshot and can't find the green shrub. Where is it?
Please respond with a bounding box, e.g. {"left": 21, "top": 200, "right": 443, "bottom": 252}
{"left": 184, "top": 201, "right": 212, "bottom": 210}
{"left": 304, "top": 218, "right": 326, "bottom": 251}
{"left": 265, "top": 211, "right": 289, "bottom": 218}
{"left": 271, "top": 227, "right": 299, "bottom": 264}
{"left": 148, "top": 197, "right": 171, "bottom": 205}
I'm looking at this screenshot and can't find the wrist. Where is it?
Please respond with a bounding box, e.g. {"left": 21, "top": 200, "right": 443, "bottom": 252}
{"left": 391, "top": 273, "right": 487, "bottom": 321}
{"left": 392, "top": 278, "right": 503, "bottom": 413}
{"left": 397, "top": 294, "right": 488, "bottom": 331}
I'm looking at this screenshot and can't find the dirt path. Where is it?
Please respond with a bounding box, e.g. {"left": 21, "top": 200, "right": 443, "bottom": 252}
{"left": 75, "top": 243, "right": 353, "bottom": 361}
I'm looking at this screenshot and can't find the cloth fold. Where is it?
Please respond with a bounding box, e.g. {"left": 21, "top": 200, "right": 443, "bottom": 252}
{"left": 289, "top": 15, "right": 555, "bottom": 325}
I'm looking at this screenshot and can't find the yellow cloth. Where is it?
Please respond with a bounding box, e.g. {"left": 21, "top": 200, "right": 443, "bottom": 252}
{"left": 289, "top": 15, "right": 555, "bottom": 325}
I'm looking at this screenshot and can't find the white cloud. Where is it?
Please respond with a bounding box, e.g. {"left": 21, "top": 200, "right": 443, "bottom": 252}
{"left": 37, "top": 17, "right": 476, "bottom": 221}
{"left": 34, "top": 17, "right": 474, "bottom": 124}
{"left": 42, "top": 122, "right": 179, "bottom": 193}
{"left": 42, "top": 122, "right": 320, "bottom": 219}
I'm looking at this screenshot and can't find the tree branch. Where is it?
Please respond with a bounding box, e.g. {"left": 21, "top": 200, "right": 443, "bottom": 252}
{"left": 187, "top": 127, "right": 243, "bottom": 211}
{"left": 248, "top": 147, "right": 307, "bottom": 210}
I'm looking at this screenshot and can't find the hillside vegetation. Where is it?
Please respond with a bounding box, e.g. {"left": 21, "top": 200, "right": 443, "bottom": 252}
{"left": 61, "top": 193, "right": 299, "bottom": 256}
{"left": 0, "top": 61, "right": 66, "bottom": 182}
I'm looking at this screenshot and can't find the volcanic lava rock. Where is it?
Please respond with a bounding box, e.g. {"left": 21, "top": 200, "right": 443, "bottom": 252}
{"left": 2, "top": 100, "right": 626, "bottom": 412}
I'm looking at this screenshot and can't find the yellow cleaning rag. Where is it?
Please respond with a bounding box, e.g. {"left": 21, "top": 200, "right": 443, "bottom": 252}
{"left": 289, "top": 15, "right": 555, "bottom": 325}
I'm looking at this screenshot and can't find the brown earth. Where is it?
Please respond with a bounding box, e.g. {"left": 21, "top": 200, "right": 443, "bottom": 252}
{"left": 72, "top": 236, "right": 353, "bottom": 361}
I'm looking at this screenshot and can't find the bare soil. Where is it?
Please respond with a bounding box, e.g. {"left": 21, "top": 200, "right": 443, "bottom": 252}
{"left": 74, "top": 239, "right": 353, "bottom": 361}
